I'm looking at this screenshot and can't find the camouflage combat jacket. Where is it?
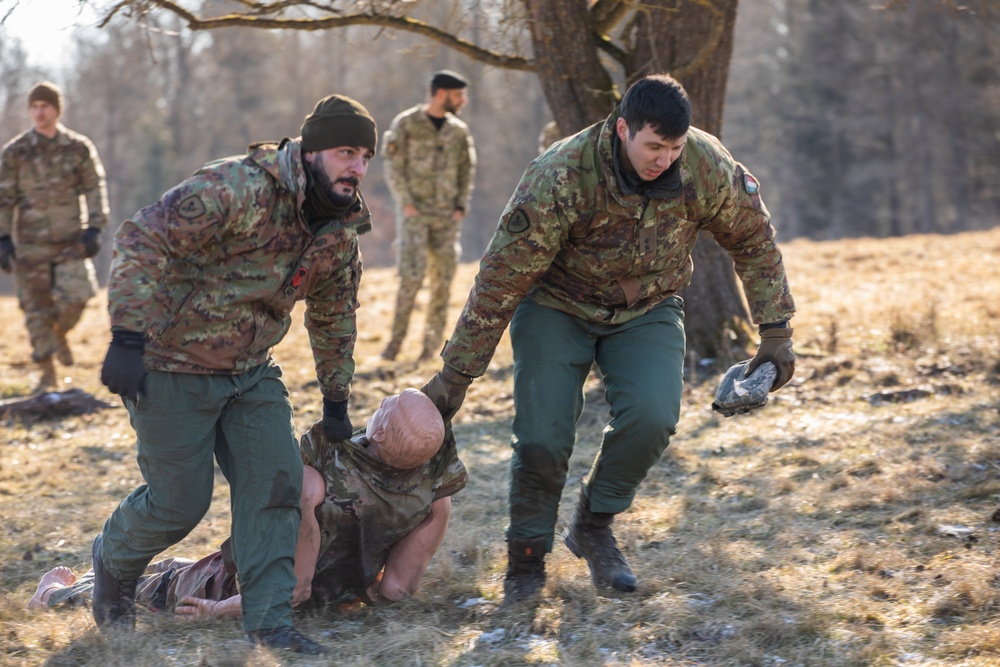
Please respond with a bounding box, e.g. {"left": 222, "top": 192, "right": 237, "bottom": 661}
{"left": 442, "top": 109, "right": 795, "bottom": 377}
{"left": 299, "top": 421, "right": 468, "bottom": 603}
{"left": 382, "top": 105, "right": 476, "bottom": 216}
{"left": 0, "top": 124, "right": 109, "bottom": 243}
{"left": 107, "top": 138, "right": 368, "bottom": 401}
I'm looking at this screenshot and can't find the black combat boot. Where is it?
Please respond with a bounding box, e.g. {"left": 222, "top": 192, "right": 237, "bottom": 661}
{"left": 91, "top": 533, "right": 138, "bottom": 630}
{"left": 563, "top": 491, "right": 638, "bottom": 592}
{"left": 248, "top": 626, "right": 329, "bottom": 655}
{"left": 503, "top": 536, "right": 548, "bottom": 604}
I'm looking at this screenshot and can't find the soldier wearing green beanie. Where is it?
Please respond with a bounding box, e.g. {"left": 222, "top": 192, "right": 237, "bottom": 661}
{"left": 0, "top": 80, "right": 108, "bottom": 392}
{"left": 92, "top": 93, "right": 378, "bottom": 655}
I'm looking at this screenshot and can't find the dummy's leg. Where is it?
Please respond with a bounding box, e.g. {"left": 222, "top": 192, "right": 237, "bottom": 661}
{"left": 375, "top": 497, "right": 452, "bottom": 602}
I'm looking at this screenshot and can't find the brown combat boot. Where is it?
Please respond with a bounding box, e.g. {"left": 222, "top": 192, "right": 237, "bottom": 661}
{"left": 32, "top": 357, "right": 57, "bottom": 395}
{"left": 503, "top": 536, "right": 548, "bottom": 604}
{"left": 54, "top": 325, "right": 74, "bottom": 366}
{"left": 563, "top": 491, "right": 637, "bottom": 592}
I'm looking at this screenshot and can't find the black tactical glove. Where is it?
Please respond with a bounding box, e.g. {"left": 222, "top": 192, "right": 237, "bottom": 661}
{"left": 322, "top": 397, "right": 353, "bottom": 442}
{"left": 0, "top": 235, "right": 15, "bottom": 273}
{"left": 421, "top": 365, "right": 474, "bottom": 422}
{"left": 101, "top": 328, "right": 147, "bottom": 402}
{"left": 747, "top": 326, "right": 795, "bottom": 391}
{"left": 81, "top": 227, "right": 102, "bottom": 258}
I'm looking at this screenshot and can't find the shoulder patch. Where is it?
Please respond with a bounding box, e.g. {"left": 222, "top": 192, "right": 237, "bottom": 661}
{"left": 177, "top": 195, "right": 206, "bottom": 220}
{"left": 743, "top": 173, "right": 760, "bottom": 195}
{"left": 506, "top": 208, "right": 531, "bottom": 235}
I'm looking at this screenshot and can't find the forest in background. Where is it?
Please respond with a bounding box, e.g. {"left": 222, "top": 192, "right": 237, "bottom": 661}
{"left": 0, "top": 0, "right": 998, "bottom": 284}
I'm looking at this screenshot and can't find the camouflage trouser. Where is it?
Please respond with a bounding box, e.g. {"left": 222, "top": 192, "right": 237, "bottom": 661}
{"left": 100, "top": 360, "right": 302, "bottom": 632}
{"left": 506, "top": 297, "right": 686, "bottom": 551}
{"left": 13, "top": 243, "right": 97, "bottom": 362}
{"left": 387, "top": 212, "right": 461, "bottom": 354}
{"left": 47, "top": 551, "right": 236, "bottom": 612}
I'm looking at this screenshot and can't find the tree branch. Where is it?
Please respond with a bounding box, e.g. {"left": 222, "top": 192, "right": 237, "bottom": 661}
{"left": 589, "top": 0, "right": 630, "bottom": 35}
{"left": 98, "top": 0, "right": 535, "bottom": 71}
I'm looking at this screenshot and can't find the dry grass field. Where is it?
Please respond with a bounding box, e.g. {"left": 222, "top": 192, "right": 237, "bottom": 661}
{"left": 0, "top": 228, "right": 999, "bottom": 666}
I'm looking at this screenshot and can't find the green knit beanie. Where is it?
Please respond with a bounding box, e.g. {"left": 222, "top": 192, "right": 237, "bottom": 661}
{"left": 301, "top": 94, "right": 377, "bottom": 154}
{"left": 28, "top": 82, "right": 63, "bottom": 113}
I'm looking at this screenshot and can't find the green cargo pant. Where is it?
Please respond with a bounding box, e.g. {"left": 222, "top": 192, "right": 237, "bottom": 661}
{"left": 506, "top": 297, "right": 685, "bottom": 551}
{"left": 100, "top": 360, "right": 302, "bottom": 632}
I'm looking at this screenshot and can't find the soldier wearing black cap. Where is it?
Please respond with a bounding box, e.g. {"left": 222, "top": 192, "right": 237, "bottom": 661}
{"left": 92, "top": 93, "right": 378, "bottom": 655}
{"left": 381, "top": 70, "right": 477, "bottom": 362}
{"left": 0, "top": 81, "right": 109, "bottom": 393}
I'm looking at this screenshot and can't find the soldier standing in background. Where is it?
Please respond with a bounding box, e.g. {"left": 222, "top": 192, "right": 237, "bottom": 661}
{"left": 93, "top": 94, "right": 378, "bottom": 654}
{"left": 0, "top": 82, "right": 109, "bottom": 393}
{"left": 423, "top": 74, "right": 797, "bottom": 604}
{"left": 381, "top": 70, "right": 476, "bottom": 362}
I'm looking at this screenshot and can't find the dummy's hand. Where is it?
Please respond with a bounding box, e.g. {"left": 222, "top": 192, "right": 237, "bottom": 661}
{"left": 322, "top": 398, "right": 353, "bottom": 441}
{"left": 747, "top": 327, "right": 795, "bottom": 391}
{"left": 100, "top": 329, "right": 147, "bottom": 401}
{"left": 81, "top": 227, "right": 101, "bottom": 258}
{"left": 0, "top": 235, "right": 15, "bottom": 273}
{"left": 421, "top": 365, "right": 473, "bottom": 422}
{"left": 176, "top": 596, "right": 220, "bottom": 619}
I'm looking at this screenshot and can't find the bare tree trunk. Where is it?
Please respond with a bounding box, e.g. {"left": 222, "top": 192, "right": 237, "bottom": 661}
{"left": 523, "top": 0, "right": 616, "bottom": 133}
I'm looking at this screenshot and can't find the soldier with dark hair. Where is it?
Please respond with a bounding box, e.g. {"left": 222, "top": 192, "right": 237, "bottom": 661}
{"left": 93, "top": 94, "right": 379, "bottom": 654}
{"left": 423, "top": 73, "right": 796, "bottom": 604}
{"left": 0, "top": 82, "right": 109, "bottom": 393}
{"left": 381, "top": 70, "right": 477, "bottom": 362}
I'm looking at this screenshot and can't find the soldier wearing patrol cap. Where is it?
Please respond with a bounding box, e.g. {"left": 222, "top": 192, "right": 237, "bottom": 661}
{"left": 93, "top": 93, "right": 378, "bottom": 654}
{"left": 0, "top": 81, "right": 109, "bottom": 393}
{"left": 381, "top": 69, "right": 477, "bottom": 362}
{"left": 423, "top": 74, "right": 796, "bottom": 604}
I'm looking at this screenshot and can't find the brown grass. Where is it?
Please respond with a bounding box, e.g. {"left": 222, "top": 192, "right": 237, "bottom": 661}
{"left": 1, "top": 228, "right": 1000, "bottom": 666}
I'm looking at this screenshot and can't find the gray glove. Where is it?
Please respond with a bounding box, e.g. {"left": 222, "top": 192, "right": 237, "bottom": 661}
{"left": 421, "top": 366, "right": 474, "bottom": 422}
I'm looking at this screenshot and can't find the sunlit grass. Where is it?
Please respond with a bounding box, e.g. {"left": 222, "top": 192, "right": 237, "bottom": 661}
{"left": 1, "top": 228, "right": 999, "bottom": 665}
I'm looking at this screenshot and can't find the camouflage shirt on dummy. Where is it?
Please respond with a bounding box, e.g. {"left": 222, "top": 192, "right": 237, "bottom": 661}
{"left": 106, "top": 138, "right": 368, "bottom": 401}
{"left": 0, "top": 123, "right": 109, "bottom": 243}
{"left": 299, "top": 421, "right": 468, "bottom": 604}
{"left": 442, "top": 108, "right": 796, "bottom": 376}
{"left": 382, "top": 105, "right": 476, "bottom": 216}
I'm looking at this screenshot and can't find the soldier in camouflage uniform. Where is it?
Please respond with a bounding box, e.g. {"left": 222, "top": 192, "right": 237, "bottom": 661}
{"left": 381, "top": 70, "right": 477, "bottom": 362}
{"left": 0, "top": 82, "right": 108, "bottom": 392}
{"left": 92, "top": 94, "right": 379, "bottom": 655}
{"left": 423, "top": 75, "right": 797, "bottom": 603}
{"left": 34, "top": 389, "right": 466, "bottom": 617}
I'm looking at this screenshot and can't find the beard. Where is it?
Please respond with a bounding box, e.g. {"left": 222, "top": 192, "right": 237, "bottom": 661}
{"left": 310, "top": 153, "right": 358, "bottom": 208}
{"left": 443, "top": 98, "right": 463, "bottom": 115}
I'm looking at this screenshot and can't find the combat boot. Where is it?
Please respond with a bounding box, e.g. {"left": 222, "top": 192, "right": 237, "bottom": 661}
{"left": 91, "top": 533, "right": 138, "bottom": 631}
{"left": 32, "top": 357, "right": 57, "bottom": 395}
{"left": 54, "top": 325, "right": 74, "bottom": 366}
{"left": 563, "top": 491, "right": 637, "bottom": 592}
{"left": 503, "top": 536, "right": 548, "bottom": 604}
